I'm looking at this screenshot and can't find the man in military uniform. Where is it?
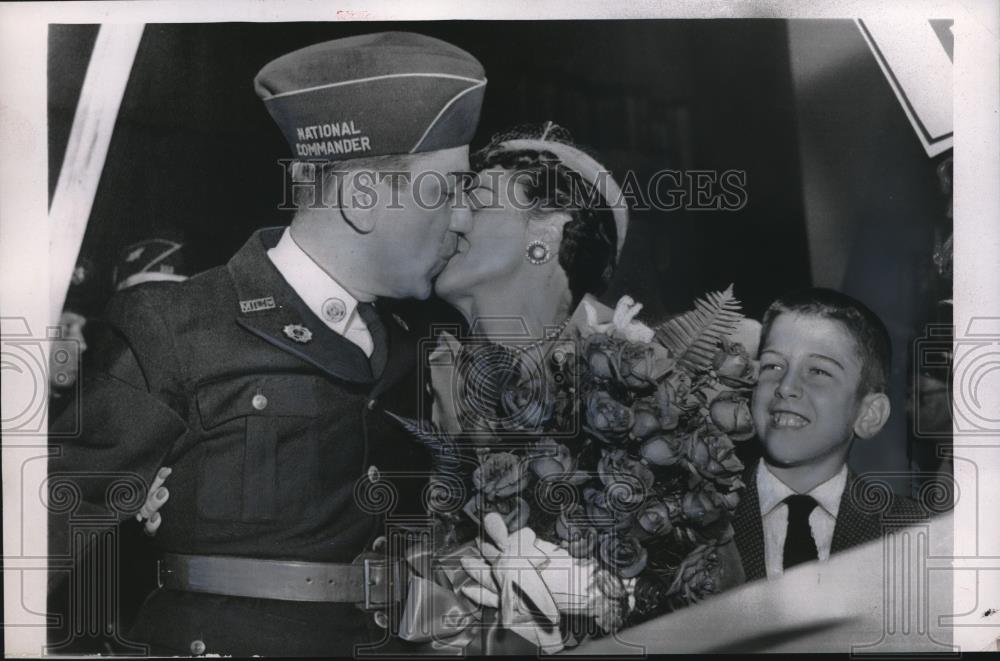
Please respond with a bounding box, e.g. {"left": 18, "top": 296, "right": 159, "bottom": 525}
{"left": 48, "top": 32, "right": 486, "bottom": 656}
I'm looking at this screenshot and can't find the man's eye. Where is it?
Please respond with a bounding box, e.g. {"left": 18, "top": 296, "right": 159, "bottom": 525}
{"left": 760, "top": 363, "right": 781, "bottom": 372}
{"left": 809, "top": 367, "right": 832, "bottom": 377}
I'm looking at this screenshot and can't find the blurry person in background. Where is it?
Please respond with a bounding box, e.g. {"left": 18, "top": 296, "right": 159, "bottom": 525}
{"left": 112, "top": 236, "right": 191, "bottom": 292}
{"left": 49, "top": 257, "right": 100, "bottom": 419}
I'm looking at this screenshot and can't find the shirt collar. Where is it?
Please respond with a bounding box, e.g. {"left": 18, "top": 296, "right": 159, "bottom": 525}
{"left": 757, "top": 461, "right": 847, "bottom": 519}
{"left": 266, "top": 227, "right": 362, "bottom": 334}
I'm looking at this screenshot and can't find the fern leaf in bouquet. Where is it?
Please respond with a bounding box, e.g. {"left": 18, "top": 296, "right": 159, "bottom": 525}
{"left": 385, "top": 411, "right": 462, "bottom": 476}
{"left": 654, "top": 284, "right": 744, "bottom": 377}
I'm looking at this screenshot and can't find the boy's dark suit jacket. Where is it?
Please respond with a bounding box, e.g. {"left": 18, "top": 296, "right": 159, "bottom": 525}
{"left": 732, "top": 460, "right": 927, "bottom": 581}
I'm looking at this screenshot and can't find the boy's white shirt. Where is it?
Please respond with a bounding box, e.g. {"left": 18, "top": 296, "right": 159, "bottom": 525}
{"left": 757, "top": 460, "right": 848, "bottom": 578}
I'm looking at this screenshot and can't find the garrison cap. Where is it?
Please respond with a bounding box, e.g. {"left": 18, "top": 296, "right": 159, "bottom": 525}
{"left": 254, "top": 32, "right": 486, "bottom": 160}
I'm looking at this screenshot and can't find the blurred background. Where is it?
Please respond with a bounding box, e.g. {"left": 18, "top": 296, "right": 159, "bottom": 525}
{"left": 49, "top": 19, "right": 953, "bottom": 490}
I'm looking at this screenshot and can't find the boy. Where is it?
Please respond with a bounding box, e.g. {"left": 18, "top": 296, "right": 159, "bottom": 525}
{"left": 732, "top": 287, "right": 924, "bottom": 580}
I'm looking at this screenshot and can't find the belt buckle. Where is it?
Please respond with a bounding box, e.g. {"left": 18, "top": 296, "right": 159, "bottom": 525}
{"left": 362, "top": 557, "right": 389, "bottom": 611}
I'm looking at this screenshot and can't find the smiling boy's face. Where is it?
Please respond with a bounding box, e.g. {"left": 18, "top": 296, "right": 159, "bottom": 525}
{"left": 751, "top": 312, "right": 871, "bottom": 473}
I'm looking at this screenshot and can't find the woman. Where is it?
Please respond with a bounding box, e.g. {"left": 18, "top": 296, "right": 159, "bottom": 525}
{"left": 421, "top": 121, "right": 633, "bottom": 438}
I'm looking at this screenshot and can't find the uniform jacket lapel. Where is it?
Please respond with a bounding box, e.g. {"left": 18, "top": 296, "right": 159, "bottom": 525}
{"left": 732, "top": 460, "right": 767, "bottom": 581}
{"left": 227, "top": 228, "right": 376, "bottom": 384}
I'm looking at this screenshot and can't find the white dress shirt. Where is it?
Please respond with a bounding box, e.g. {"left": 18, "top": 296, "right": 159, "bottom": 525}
{"left": 266, "top": 228, "right": 373, "bottom": 357}
{"left": 757, "top": 460, "right": 848, "bottom": 578}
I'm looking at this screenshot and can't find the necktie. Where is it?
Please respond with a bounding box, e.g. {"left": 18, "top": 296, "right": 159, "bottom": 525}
{"left": 356, "top": 302, "right": 388, "bottom": 379}
{"left": 783, "top": 494, "right": 819, "bottom": 570}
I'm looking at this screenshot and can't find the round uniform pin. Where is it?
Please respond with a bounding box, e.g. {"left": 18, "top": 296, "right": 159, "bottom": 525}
{"left": 283, "top": 323, "right": 313, "bottom": 344}
{"left": 322, "top": 297, "right": 347, "bottom": 323}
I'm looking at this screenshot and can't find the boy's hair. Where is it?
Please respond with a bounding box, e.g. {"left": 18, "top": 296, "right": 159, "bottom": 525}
{"left": 760, "top": 287, "right": 892, "bottom": 397}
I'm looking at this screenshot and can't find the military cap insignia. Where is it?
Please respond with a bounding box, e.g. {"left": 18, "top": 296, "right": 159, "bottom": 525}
{"left": 283, "top": 323, "right": 313, "bottom": 344}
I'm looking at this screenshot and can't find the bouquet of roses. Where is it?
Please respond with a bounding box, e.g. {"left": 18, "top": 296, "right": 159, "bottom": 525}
{"left": 392, "top": 286, "right": 759, "bottom": 653}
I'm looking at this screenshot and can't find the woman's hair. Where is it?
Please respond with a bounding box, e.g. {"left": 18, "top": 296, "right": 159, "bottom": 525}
{"left": 470, "top": 123, "right": 618, "bottom": 307}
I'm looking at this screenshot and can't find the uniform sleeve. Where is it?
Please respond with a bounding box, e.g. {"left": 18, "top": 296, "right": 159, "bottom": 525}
{"left": 48, "top": 287, "right": 189, "bottom": 559}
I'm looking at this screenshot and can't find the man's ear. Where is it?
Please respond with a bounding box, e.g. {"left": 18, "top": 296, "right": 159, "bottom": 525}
{"left": 338, "top": 168, "right": 382, "bottom": 234}
{"left": 854, "top": 392, "right": 891, "bottom": 439}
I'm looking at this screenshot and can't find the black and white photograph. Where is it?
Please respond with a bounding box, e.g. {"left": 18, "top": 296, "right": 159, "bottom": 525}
{"left": 1, "top": 1, "right": 998, "bottom": 656}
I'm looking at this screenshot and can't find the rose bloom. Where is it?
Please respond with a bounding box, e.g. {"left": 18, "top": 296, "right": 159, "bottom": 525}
{"left": 681, "top": 486, "right": 740, "bottom": 527}
{"left": 617, "top": 341, "right": 675, "bottom": 389}
{"left": 712, "top": 338, "right": 758, "bottom": 387}
{"left": 583, "top": 487, "right": 635, "bottom": 532}
{"left": 499, "top": 374, "right": 554, "bottom": 431}
{"left": 630, "top": 400, "right": 662, "bottom": 439}
{"left": 640, "top": 434, "right": 685, "bottom": 467}
{"left": 598, "top": 448, "right": 655, "bottom": 507}
{"left": 526, "top": 437, "right": 573, "bottom": 479}
{"left": 599, "top": 533, "right": 648, "bottom": 578}
{"left": 636, "top": 499, "right": 674, "bottom": 537}
{"left": 709, "top": 391, "right": 756, "bottom": 441}
{"left": 473, "top": 451, "right": 528, "bottom": 500}
{"left": 556, "top": 504, "right": 600, "bottom": 557}
{"left": 667, "top": 543, "right": 727, "bottom": 604}
{"left": 584, "top": 334, "right": 620, "bottom": 380}
{"left": 683, "top": 429, "right": 744, "bottom": 488}
{"left": 586, "top": 391, "right": 634, "bottom": 441}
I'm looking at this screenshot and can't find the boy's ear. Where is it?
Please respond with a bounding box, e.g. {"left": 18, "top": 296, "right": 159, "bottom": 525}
{"left": 854, "top": 392, "right": 891, "bottom": 439}
{"left": 338, "top": 168, "right": 382, "bottom": 234}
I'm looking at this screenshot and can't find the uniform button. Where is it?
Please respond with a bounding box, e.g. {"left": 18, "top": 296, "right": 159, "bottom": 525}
{"left": 190, "top": 639, "right": 206, "bottom": 655}
{"left": 252, "top": 393, "right": 268, "bottom": 410}
{"left": 373, "top": 611, "right": 388, "bottom": 629}
{"left": 367, "top": 398, "right": 378, "bottom": 411}
{"left": 367, "top": 465, "right": 380, "bottom": 483}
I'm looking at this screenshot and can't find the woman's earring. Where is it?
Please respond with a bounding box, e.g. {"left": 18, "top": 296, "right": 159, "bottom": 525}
{"left": 525, "top": 240, "right": 552, "bottom": 265}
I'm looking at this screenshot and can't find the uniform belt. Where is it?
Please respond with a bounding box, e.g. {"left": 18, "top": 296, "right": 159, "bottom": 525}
{"left": 158, "top": 552, "right": 403, "bottom": 609}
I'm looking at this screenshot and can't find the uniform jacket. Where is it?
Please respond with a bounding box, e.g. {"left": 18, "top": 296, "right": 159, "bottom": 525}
{"left": 49, "top": 228, "right": 431, "bottom": 656}
{"left": 731, "top": 459, "right": 927, "bottom": 581}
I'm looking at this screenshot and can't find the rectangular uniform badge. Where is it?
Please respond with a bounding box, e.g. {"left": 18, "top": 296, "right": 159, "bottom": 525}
{"left": 240, "top": 296, "right": 276, "bottom": 313}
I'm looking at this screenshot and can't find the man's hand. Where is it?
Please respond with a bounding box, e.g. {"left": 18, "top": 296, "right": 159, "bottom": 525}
{"left": 136, "top": 466, "right": 171, "bottom": 535}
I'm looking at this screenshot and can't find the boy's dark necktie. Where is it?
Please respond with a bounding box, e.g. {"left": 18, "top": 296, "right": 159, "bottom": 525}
{"left": 783, "top": 494, "right": 819, "bottom": 569}
{"left": 356, "top": 302, "right": 387, "bottom": 379}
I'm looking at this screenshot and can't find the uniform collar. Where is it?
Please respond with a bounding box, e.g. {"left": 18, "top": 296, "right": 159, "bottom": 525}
{"left": 227, "top": 227, "right": 373, "bottom": 383}
{"left": 757, "top": 460, "right": 847, "bottom": 520}
{"left": 266, "top": 227, "right": 364, "bottom": 335}
{"left": 226, "top": 227, "right": 417, "bottom": 392}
